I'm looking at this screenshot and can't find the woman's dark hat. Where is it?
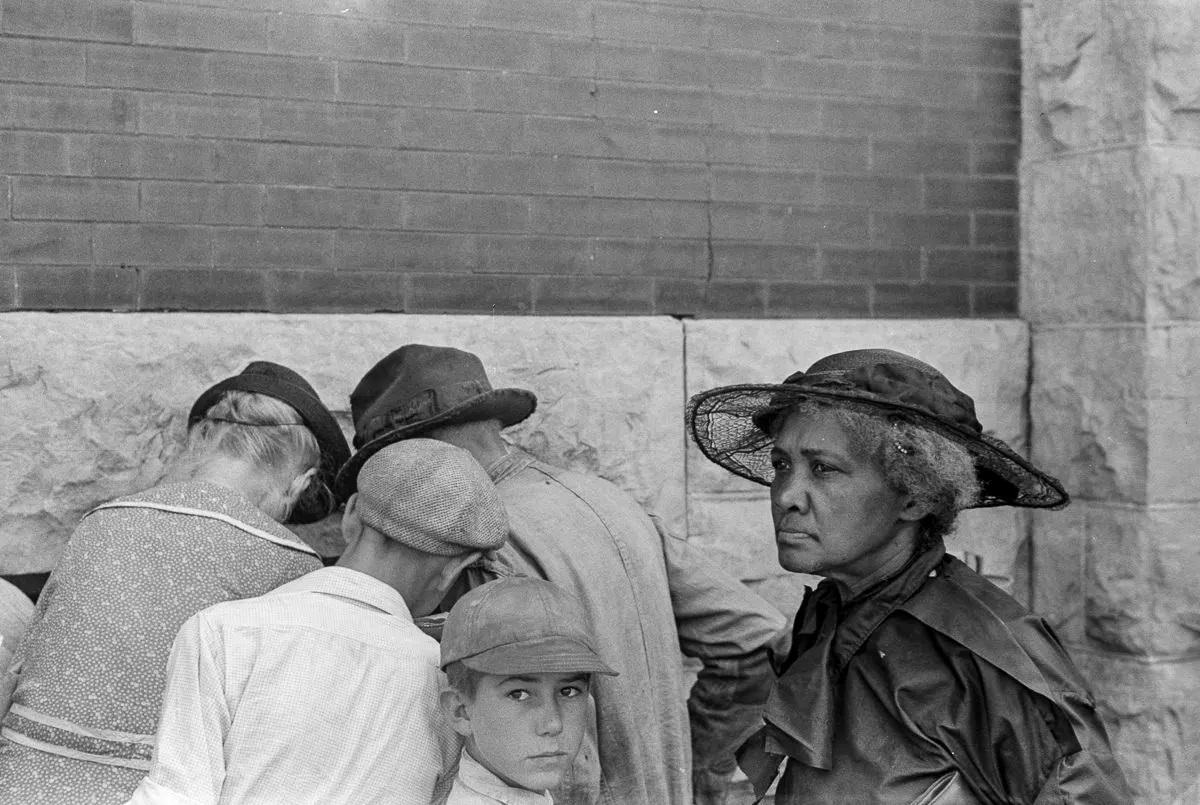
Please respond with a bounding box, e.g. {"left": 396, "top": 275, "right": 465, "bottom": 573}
{"left": 188, "top": 361, "right": 351, "bottom": 521}
{"left": 686, "top": 348, "right": 1068, "bottom": 509}
{"left": 335, "top": 345, "right": 537, "bottom": 497}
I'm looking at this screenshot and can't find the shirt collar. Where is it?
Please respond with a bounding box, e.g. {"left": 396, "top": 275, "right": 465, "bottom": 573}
{"left": 272, "top": 566, "right": 414, "bottom": 622}
{"left": 485, "top": 448, "right": 536, "bottom": 484}
{"left": 455, "top": 750, "right": 553, "bottom": 805}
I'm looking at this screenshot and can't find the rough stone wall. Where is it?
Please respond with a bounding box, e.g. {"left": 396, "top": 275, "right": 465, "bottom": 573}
{"left": 0, "top": 0, "right": 1019, "bottom": 318}
{"left": 1023, "top": 1, "right": 1200, "bottom": 800}
{"left": 0, "top": 313, "right": 1030, "bottom": 620}
{"left": 0, "top": 313, "right": 685, "bottom": 568}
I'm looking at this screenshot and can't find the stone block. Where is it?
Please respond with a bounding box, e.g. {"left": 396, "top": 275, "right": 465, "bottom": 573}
{"left": 683, "top": 319, "right": 1031, "bottom": 587}
{"left": 1083, "top": 503, "right": 1200, "bottom": 657}
{"left": 0, "top": 314, "right": 685, "bottom": 572}
{"left": 1021, "top": 152, "right": 1147, "bottom": 324}
{"left": 1075, "top": 650, "right": 1200, "bottom": 804}
{"left": 1144, "top": 5, "right": 1200, "bottom": 145}
{"left": 1030, "top": 505, "right": 1087, "bottom": 643}
{"left": 1148, "top": 324, "right": 1200, "bottom": 399}
{"left": 1030, "top": 327, "right": 1148, "bottom": 504}
{"left": 1023, "top": 0, "right": 1132, "bottom": 150}
{"left": 687, "top": 491, "right": 776, "bottom": 584}
{"left": 1146, "top": 397, "right": 1200, "bottom": 503}
{"left": 1144, "top": 147, "right": 1200, "bottom": 323}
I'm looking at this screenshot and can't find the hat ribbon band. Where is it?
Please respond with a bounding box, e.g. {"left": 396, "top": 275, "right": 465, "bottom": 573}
{"left": 361, "top": 379, "right": 493, "bottom": 438}
{"left": 788, "top": 363, "right": 982, "bottom": 434}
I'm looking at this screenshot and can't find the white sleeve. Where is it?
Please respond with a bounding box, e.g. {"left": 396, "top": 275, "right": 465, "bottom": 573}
{"left": 128, "top": 612, "right": 232, "bottom": 805}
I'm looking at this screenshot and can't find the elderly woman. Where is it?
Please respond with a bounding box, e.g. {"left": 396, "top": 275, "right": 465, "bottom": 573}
{"left": 0, "top": 361, "right": 349, "bottom": 803}
{"left": 688, "top": 348, "right": 1129, "bottom": 803}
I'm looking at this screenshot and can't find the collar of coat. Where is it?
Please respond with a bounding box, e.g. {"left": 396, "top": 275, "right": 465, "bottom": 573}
{"left": 740, "top": 540, "right": 1091, "bottom": 795}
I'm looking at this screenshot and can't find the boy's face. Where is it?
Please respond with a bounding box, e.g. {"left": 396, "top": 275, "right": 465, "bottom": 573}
{"left": 454, "top": 671, "right": 590, "bottom": 793}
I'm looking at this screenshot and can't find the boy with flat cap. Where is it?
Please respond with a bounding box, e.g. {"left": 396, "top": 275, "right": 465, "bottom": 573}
{"left": 440, "top": 577, "right": 618, "bottom": 805}
{"left": 125, "top": 439, "right": 508, "bottom": 805}
{"left": 338, "top": 345, "right": 788, "bottom": 805}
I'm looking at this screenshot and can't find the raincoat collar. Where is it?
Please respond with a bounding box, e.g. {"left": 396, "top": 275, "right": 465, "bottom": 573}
{"left": 740, "top": 542, "right": 947, "bottom": 794}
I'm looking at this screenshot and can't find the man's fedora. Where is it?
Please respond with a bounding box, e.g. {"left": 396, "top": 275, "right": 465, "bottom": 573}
{"left": 335, "top": 345, "right": 536, "bottom": 496}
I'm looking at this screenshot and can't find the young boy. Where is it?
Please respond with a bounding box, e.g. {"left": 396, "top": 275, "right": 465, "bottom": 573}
{"left": 440, "top": 577, "right": 618, "bottom": 804}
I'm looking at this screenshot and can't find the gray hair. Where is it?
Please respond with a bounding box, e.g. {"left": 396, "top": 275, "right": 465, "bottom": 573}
{"left": 778, "top": 399, "right": 979, "bottom": 546}
{"left": 186, "top": 390, "right": 320, "bottom": 476}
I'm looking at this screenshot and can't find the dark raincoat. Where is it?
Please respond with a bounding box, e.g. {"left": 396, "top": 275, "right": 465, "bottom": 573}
{"left": 739, "top": 542, "right": 1130, "bottom": 804}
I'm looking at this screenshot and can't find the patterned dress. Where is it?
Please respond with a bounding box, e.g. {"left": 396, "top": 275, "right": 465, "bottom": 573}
{"left": 0, "top": 482, "right": 321, "bottom": 804}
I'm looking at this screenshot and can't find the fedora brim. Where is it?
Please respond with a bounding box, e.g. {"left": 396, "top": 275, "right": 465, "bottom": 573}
{"left": 687, "top": 383, "right": 1069, "bottom": 510}
{"left": 335, "top": 388, "right": 535, "bottom": 497}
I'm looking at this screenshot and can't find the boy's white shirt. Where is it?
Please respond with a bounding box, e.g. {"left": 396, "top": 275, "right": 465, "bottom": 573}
{"left": 446, "top": 749, "right": 554, "bottom": 805}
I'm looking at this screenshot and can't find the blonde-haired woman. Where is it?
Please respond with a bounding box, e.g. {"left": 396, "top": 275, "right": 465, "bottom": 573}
{"left": 0, "top": 362, "right": 349, "bottom": 804}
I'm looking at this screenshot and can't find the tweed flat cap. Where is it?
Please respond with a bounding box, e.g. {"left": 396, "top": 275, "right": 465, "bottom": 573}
{"left": 355, "top": 438, "right": 508, "bottom": 556}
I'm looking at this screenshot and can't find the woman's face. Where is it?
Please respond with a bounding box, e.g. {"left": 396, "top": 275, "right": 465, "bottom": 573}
{"left": 769, "top": 408, "right": 921, "bottom": 587}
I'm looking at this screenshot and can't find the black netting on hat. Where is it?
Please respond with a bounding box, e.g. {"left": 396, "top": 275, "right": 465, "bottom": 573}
{"left": 686, "top": 385, "right": 1068, "bottom": 510}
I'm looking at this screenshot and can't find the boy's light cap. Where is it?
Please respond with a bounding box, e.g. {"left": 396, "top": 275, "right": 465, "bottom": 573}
{"left": 441, "top": 577, "right": 617, "bottom": 676}
{"left": 356, "top": 438, "right": 508, "bottom": 557}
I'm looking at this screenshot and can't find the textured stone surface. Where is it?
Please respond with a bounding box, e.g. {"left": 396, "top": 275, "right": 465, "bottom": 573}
{"left": 1083, "top": 503, "right": 1200, "bottom": 657}
{"left": 1145, "top": 148, "right": 1200, "bottom": 323}
{"left": 1032, "top": 325, "right": 1200, "bottom": 506}
{"left": 1023, "top": 0, "right": 1142, "bottom": 155}
{"left": 1076, "top": 650, "right": 1200, "bottom": 803}
{"left": 683, "top": 319, "right": 1033, "bottom": 609}
{"left": 1024, "top": 1, "right": 1200, "bottom": 155}
{"left": 1030, "top": 327, "right": 1148, "bottom": 504}
{"left": 1030, "top": 505, "right": 1087, "bottom": 643}
{"left": 1024, "top": 3, "right": 1200, "bottom": 798}
{"left": 0, "top": 313, "right": 685, "bottom": 571}
{"left": 1021, "top": 152, "right": 1148, "bottom": 324}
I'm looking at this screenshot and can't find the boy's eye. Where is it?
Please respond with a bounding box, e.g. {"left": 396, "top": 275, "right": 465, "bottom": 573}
{"left": 559, "top": 685, "right": 583, "bottom": 698}
{"left": 770, "top": 455, "right": 791, "bottom": 473}
{"left": 811, "top": 460, "right": 838, "bottom": 475}
{"left": 506, "top": 689, "right": 531, "bottom": 702}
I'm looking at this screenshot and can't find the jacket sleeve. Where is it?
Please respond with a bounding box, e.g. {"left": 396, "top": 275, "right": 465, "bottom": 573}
{"left": 653, "top": 516, "right": 788, "bottom": 778}
{"left": 126, "top": 612, "right": 231, "bottom": 805}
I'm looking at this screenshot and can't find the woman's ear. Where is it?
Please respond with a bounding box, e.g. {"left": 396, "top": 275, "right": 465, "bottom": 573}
{"left": 897, "top": 494, "right": 932, "bottom": 523}
{"left": 440, "top": 688, "right": 474, "bottom": 739}
{"left": 284, "top": 466, "right": 319, "bottom": 507}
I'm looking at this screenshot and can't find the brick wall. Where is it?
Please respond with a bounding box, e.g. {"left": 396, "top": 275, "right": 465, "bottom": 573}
{"left": 0, "top": 0, "right": 1019, "bottom": 317}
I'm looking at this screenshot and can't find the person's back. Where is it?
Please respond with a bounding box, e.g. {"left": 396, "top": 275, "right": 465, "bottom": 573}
{"left": 127, "top": 438, "right": 510, "bottom": 805}
{"left": 0, "top": 362, "right": 346, "bottom": 803}
{"left": 134, "top": 566, "right": 450, "bottom": 804}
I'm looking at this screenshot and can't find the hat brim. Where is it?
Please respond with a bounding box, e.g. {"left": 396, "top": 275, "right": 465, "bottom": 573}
{"left": 452, "top": 635, "right": 618, "bottom": 677}
{"left": 189, "top": 372, "right": 351, "bottom": 513}
{"left": 335, "top": 388, "right": 535, "bottom": 497}
{"left": 687, "top": 383, "right": 1068, "bottom": 510}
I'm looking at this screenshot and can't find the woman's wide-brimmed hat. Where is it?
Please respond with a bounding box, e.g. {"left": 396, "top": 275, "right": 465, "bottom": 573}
{"left": 335, "top": 344, "right": 537, "bottom": 497}
{"left": 188, "top": 361, "right": 351, "bottom": 521}
{"left": 687, "top": 348, "right": 1068, "bottom": 509}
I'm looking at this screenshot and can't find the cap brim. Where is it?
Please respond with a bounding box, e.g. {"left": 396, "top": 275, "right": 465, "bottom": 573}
{"left": 335, "top": 388, "right": 535, "bottom": 497}
{"left": 687, "top": 383, "right": 1069, "bottom": 510}
{"left": 450, "top": 636, "right": 618, "bottom": 677}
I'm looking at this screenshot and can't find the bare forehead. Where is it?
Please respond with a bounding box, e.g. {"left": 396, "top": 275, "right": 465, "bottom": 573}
{"left": 771, "top": 408, "right": 860, "bottom": 456}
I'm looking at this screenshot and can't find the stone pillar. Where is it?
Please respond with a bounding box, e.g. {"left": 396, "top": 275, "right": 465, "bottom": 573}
{"left": 1023, "top": 2, "right": 1200, "bottom": 800}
